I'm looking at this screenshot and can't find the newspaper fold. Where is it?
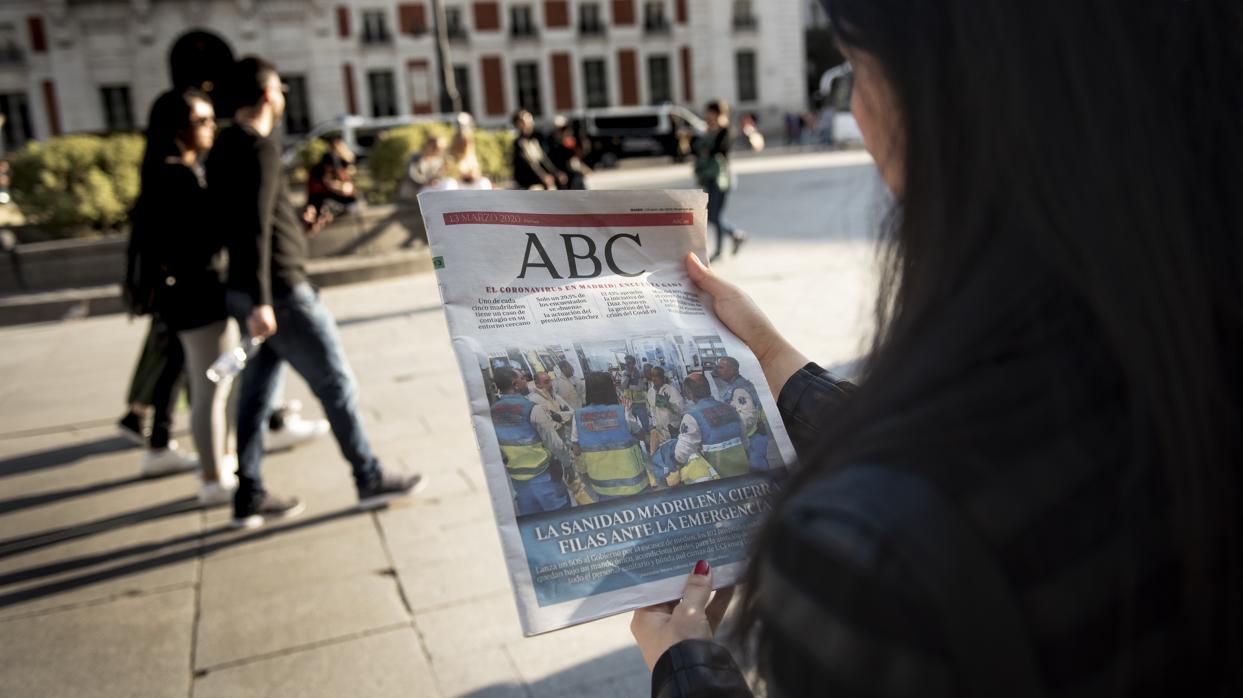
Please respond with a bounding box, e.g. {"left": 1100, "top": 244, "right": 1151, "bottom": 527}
{"left": 420, "top": 190, "right": 796, "bottom": 635}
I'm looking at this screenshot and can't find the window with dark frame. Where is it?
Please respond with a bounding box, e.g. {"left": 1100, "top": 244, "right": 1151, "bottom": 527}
{"left": 0, "top": 23, "right": 22, "bottom": 65}
{"left": 643, "top": 1, "right": 669, "bottom": 33}
{"left": 100, "top": 85, "right": 134, "bottom": 132}
{"left": 453, "top": 64, "right": 473, "bottom": 115}
{"left": 582, "top": 58, "right": 609, "bottom": 108}
{"left": 579, "top": 2, "right": 605, "bottom": 35}
{"left": 732, "top": 0, "right": 758, "bottom": 30}
{"left": 510, "top": 5, "right": 537, "bottom": 37}
{"left": 282, "top": 75, "right": 311, "bottom": 135}
{"left": 0, "top": 92, "right": 33, "bottom": 150}
{"left": 445, "top": 6, "right": 467, "bottom": 39}
{"left": 368, "top": 69, "right": 399, "bottom": 116}
{"left": 647, "top": 54, "right": 671, "bottom": 104}
{"left": 735, "top": 50, "right": 758, "bottom": 103}
{"left": 514, "top": 61, "right": 542, "bottom": 116}
{"left": 361, "top": 9, "right": 392, "bottom": 44}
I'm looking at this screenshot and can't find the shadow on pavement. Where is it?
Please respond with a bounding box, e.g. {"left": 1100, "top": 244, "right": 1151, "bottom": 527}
{"left": 0, "top": 496, "right": 201, "bottom": 558}
{"left": 0, "top": 435, "right": 136, "bottom": 478}
{"left": 0, "top": 474, "right": 151, "bottom": 515}
{"left": 0, "top": 505, "right": 371, "bottom": 610}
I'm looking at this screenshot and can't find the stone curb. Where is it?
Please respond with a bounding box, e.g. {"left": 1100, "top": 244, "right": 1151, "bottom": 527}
{"left": 0, "top": 248, "right": 433, "bottom": 327}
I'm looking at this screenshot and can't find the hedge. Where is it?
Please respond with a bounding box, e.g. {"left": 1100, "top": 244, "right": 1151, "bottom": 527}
{"left": 9, "top": 133, "right": 145, "bottom": 235}
{"left": 8, "top": 122, "right": 514, "bottom": 237}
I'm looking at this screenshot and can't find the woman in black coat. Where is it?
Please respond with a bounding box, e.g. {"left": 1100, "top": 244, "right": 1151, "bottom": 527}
{"left": 630, "top": 1, "right": 1243, "bottom": 696}
{"left": 139, "top": 87, "right": 239, "bottom": 506}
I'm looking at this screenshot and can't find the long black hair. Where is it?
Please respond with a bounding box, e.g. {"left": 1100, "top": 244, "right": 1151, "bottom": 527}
{"left": 584, "top": 372, "right": 620, "bottom": 407}
{"left": 741, "top": 0, "right": 1242, "bottom": 690}
{"left": 139, "top": 86, "right": 209, "bottom": 187}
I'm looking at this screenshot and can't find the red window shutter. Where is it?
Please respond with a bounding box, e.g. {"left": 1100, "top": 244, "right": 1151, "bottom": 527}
{"left": 611, "top": 0, "right": 635, "bottom": 26}
{"left": 551, "top": 53, "right": 574, "bottom": 111}
{"left": 481, "top": 56, "right": 506, "bottom": 116}
{"left": 336, "top": 6, "right": 351, "bottom": 38}
{"left": 42, "top": 80, "right": 61, "bottom": 135}
{"left": 544, "top": 0, "right": 570, "bottom": 28}
{"left": 28, "top": 16, "right": 47, "bottom": 53}
{"left": 617, "top": 49, "right": 638, "bottom": 106}
{"left": 680, "top": 46, "right": 693, "bottom": 103}
{"left": 399, "top": 3, "right": 428, "bottom": 35}
{"left": 342, "top": 63, "right": 358, "bottom": 114}
{"left": 473, "top": 1, "right": 501, "bottom": 31}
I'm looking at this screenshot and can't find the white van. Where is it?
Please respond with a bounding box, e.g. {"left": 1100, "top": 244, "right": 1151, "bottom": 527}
{"left": 817, "top": 63, "right": 863, "bottom": 145}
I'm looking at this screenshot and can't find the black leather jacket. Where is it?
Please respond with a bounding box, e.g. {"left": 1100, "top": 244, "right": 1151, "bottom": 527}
{"left": 651, "top": 363, "right": 854, "bottom": 698}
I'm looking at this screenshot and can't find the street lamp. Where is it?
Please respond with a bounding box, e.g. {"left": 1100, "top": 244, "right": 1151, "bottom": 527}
{"left": 431, "top": 0, "right": 462, "bottom": 114}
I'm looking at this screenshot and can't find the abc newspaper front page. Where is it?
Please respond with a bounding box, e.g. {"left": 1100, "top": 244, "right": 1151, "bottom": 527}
{"left": 420, "top": 190, "right": 796, "bottom": 635}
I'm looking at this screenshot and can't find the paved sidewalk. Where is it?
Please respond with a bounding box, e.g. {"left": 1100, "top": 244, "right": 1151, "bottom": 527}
{"left": 0, "top": 151, "right": 882, "bottom": 697}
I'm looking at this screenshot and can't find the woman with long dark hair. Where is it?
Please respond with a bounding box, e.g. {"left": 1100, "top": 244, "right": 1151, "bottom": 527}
{"left": 630, "top": 1, "right": 1242, "bottom": 695}
{"left": 140, "top": 87, "right": 239, "bottom": 506}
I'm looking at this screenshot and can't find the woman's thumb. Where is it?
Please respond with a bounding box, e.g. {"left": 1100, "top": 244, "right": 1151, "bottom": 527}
{"left": 675, "top": 559, "right": 714, "bottom": 621}
{"left": 686, "top": 253, "right": 726, "bottom": 296}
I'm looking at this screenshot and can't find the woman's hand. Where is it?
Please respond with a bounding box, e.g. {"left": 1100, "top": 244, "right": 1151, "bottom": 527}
{"left": 631, "top": 560, "right": 736, "bottom": 671}
{"left": 686, "top": 253, "right": 809, "bottom": 395}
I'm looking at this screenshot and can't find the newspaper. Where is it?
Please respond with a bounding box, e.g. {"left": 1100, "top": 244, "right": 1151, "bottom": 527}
{"left": 419, "top": 189, "right": 797, "bottom": 635}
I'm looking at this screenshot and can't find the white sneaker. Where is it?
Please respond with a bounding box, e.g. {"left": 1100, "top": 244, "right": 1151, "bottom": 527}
{"left": 266, "top": 414, "right": 330, "bottom": 452}
{"left": 141, "top": 445, "right": 199, "bottom": 478}
{"left": 199, "top": 479, "right": 237, "bottom": 507}
{"left": 218, "top": 454, "right": 239, "bottom": 489}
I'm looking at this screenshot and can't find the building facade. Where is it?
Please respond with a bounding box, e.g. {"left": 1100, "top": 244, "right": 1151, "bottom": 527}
{"left": 0, "top": 0, "right": 805, "bottom": 150}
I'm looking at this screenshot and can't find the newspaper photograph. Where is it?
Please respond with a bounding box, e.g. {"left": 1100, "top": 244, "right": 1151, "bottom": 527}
{"left": 419, "top": 190, "right": 797, "bottom": 635}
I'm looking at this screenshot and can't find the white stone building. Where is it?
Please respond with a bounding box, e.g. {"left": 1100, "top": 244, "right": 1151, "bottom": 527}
{"left": 0, "top": 0, "right": 805, "bottom": 150}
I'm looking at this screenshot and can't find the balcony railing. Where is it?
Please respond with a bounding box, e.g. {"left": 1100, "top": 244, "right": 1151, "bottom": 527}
{"left": 643, "top": 19, "right": 671, "bottom": 34}
{"left": 361, "top": 30, "right": 393, "bottom": 45}
{"left": 733, "top": 15, "right": 758, "bottom": 31}
{"left": 510, "top": 26, "right": 539, "bottom": 39}
{"left": 579, "top": 22, "right": 607, "bottom": 36}
{"left": 0, "top": 46, "right": 23, "bottom": 65}
{"left": 446, "top": 26, "right": 469, "bottom": 41}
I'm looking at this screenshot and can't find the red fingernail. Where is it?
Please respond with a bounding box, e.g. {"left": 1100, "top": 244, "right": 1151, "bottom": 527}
{"left": 693, "top": 559, "right": 709, "bottom": 576}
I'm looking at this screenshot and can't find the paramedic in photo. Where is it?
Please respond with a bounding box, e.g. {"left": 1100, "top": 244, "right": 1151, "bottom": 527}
{"left": 571, "top": 372, "right": 651, "bottom": 501}
{"left": 489, "top": 368, "right": 571, "bottom": 515}
{"left": 674, "top": 373, "right": 749, "bottom": 480}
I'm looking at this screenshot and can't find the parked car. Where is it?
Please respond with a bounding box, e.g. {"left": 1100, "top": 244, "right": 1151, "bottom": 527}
{"left": 817, "top": 63, "right": 864, "bottom": 145}
{"left": 570, "top": 104, "right": 707, "bottom": 167}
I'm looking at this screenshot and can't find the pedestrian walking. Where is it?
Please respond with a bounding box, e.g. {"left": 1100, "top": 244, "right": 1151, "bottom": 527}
{"left": 116, "top": 321, "right": 196, "bottom": 476}
{"left": 692, "top": 100, "right": 746, "bottom": 262}
{"left": 207, "top": 56, "right": 423, "bottom": 529}
{"left": 140, "top": 87, "right": 239, "bottom": 505}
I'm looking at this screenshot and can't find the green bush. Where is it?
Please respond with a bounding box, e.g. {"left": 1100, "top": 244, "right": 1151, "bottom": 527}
{"left": 364, "top": 123, "right": 514, "bottom": 203}
{"left": 290, "top": 137, "right": 330, "bottom": 183}
{"left": 9, "top": 133, "right": 145, "bottom": 235}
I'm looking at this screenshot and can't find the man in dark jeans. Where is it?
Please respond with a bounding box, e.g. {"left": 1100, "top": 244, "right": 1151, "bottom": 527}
{"left": 207, "top": 56, "right": 422, "bottom": 529}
